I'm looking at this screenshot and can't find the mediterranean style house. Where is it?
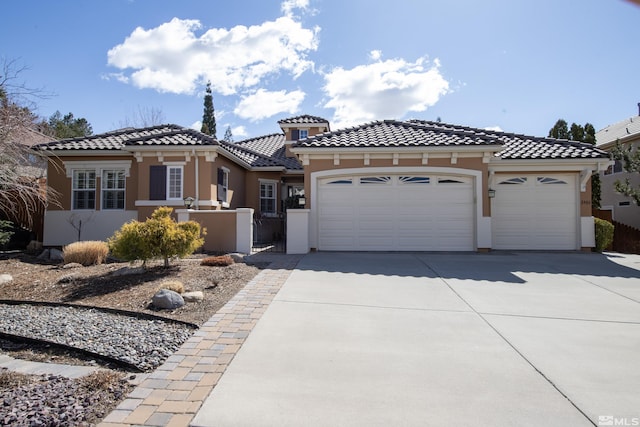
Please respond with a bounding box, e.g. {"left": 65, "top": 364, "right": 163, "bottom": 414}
{"left": 596, "top": 107, "right": 640, "bottom": 229}
{"left": 35, "top": 115, "right": 610, "bottom": 253}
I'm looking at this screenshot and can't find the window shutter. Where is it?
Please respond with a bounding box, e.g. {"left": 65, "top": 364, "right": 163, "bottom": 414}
{"left": 149, "top": 165, "right": 167, "bottom": 200}
{"left": 291, "top": 129, "right": 299, "bottom": 140}
{"left": 216, "top": 167, "right": 226, "bottom": 202}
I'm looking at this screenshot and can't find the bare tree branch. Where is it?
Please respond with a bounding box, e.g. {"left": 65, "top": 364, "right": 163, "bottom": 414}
{"left": 0, "top": 57, "right": 59, "bottom": 229}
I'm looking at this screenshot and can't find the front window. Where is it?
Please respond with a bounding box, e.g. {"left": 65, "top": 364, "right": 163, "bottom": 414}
{"left": 299, "top": 129, "right": 309, "bottom": 139}
{"left": 168, "top": 166, "right": 183, "bottom": 200}
{"left": 102, "top": 169, "right": 125, "bottom": 210}
{"left": 72, "top": 170, "right": 96, "bottom": 210}
{"left": 260, "top": 182, "right": 276, "bottom": 214}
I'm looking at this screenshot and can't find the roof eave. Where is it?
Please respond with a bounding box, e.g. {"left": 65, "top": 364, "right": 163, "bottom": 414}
{"left": 290, "top": 144, "right": 504, "bottom": 155}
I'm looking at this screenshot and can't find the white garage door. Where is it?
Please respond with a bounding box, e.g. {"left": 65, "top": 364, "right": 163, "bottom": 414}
{"left": 317, "top": 175, "right": 475, "bottom": 251}
{"left": 492, "top": 174, "right": 578, "bottom": 250}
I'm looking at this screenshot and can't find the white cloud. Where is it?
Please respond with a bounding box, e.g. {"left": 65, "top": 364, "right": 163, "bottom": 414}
{"left": 232, "top": 125, "right": 248, "bottom": 137}
{"left": 191, "top": 120, "right": 202, "bottom": 131}
{"left": 484, "top": 126, "right": 503, "bottom": 132}
{"left": 369, "top": 50, "right": 382, "bottom": 61}
{"left": 322, "top": 55, "right": 449, "bottom": 129}
{"left": 234, "top": 88, "right": 305, "bottom": 121}
{"left": 107, "top": 16, "right": 319, "bottom": 95}
{"left": 281, "top": 0, "right": 309, "bottom": 17}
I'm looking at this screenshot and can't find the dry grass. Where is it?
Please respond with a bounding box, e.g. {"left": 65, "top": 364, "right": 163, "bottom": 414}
{"left": 63, "top": 241, "right": 110, "bottom": 266}
{"left": 78, "top": 370, "right": 125, "bottom": 391}
{"left": 157, "top": 280, "right": 185, "bottom": 294}
{"left": 0, "top": 369, "right": 33, "bottom": 389}
{"left": 201, "top": 255, "right": 234, "bottom": 267}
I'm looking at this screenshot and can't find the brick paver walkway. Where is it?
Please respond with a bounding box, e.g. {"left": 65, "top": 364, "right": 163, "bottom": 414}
{"left": 99, "top": 254, "right": 302, "bottom": 427}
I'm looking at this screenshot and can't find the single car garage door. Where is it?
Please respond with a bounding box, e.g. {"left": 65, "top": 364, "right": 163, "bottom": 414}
{"left": 491, "top": 174, "right": 578, "bottom": 250}
{"left": 317, "top": 174, "right": 475, "bottom": 251}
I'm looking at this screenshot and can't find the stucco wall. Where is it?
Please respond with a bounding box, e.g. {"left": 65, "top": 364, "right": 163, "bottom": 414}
{"left": 46, "top": 155, "right": 137, "bottom": 211}
{"left": 188, "top": 211, "right": 238, "bottom": 253}
{"left": 245, "top": 171, "right": 284, "bottom": 215}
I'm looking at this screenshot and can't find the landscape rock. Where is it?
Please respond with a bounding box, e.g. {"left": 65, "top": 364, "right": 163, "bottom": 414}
{"left": 111, "top": 266, "right": 146, "bottom": 277}
{"left": 0, "top": 274, "right": 12, "bottom": 285}
{"left": 49, "top": 249, "right": 64, "bottom": 262}
{"left": 62, "top": 262, "right": 83, "bottom": 269}
{"left": 152, "top": 289, "right": 185, "bottom": 310}
{"left": 182, "top": 291, "right": 204, "bottom": 303}
{"left": 229, "top": 253, "right": 246, "bottom": 263}
{"left": 37, "top": 249, "right": 50, "bottom": 260}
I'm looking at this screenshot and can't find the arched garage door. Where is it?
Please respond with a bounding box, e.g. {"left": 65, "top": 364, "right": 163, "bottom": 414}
{"left": 317, "top": 174, "right": 475, "bottom": 251}
{"left": 491, "top": 174, "right": 578, "bottom": 250}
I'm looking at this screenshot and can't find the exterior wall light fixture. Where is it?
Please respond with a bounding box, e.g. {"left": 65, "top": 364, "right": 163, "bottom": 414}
{"left": 488, "top": 189, "right": 496, "bottom": 198}
{"left": 183, "top": 196, "right": 195, "bottom": 209}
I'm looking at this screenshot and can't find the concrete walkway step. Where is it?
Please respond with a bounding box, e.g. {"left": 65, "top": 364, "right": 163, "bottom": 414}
{"left": 0, "top": 354, "right": 99, "bottom": 379}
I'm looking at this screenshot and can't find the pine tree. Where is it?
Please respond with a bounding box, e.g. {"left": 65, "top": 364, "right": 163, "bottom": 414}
{"left": 548, "top": 119, "right": 601, "bottom": 208}
{"left": 200, "top": 81, "right": 216, "bottom": 137}
{"left": 223, "top": 126, "right": 233, "bottom": 143}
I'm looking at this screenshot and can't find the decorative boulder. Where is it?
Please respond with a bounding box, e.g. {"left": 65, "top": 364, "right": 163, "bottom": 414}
{"left": 37, "top": 249, "right": 50, "bottom": 260}
{"left": 229, "top": 253, "right": 246, "bottom": 263}
{"left": 49, "top": 248, "right": 64, "bottom": 262}
{"left": 182, "top": 291, "right": 204, "bottom": 303}
{"left": 0, "top": 274, "right": 12, "bottom": 285}
{"left": 152, "top": 289, "right": 185, "bottom": 310}
{"left": 63, "top": 262, "right": 83, "bottom": 269}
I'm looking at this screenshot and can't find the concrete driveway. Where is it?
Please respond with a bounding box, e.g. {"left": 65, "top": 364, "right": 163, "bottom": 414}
{"left": 192, "top": 252, "right": 640, "bottom": 427}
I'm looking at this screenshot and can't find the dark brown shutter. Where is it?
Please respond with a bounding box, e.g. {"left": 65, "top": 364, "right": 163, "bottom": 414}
{"left": 216, "top": 167, "right": 226, "bottom": 202}
{"left": 149, "top": 165, "right": 166, "bottom": 200}
{"left": 291, "top": 129, "right": 299, "bottom": 140}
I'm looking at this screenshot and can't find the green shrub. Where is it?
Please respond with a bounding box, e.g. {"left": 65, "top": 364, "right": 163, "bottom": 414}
{"left": 108, "top": 207, "right": 205, "bottom": 267}
{"left": 63, "top": 240, "right": 110, "bottom": 265}
{"left": 0, "top": 220, "right": 14, "bottom": 247}
{"left": 594, "top": 218, "right": 614, "bottom": 252}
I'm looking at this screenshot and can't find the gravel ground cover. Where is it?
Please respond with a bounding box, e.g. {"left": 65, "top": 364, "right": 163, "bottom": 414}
{"left": 0, "top": 304, "right": 195, "bottom": 371}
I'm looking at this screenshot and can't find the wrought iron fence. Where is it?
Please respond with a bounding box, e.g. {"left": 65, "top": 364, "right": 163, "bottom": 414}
{"left": 252, "top": 214, "right": 286, "bottom": 253}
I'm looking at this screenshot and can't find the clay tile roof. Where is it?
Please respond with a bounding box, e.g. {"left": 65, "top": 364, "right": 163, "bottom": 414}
{"left": 293, "top": 119, "right": 608, "bottom": 159}
{"left": 33, "top": 125, "right": 216, "bottom": 151}
{"left": 219, "top": 140, "right": 284, "bottom": 168}
{"left": 277, "top": 115, "right": 330, "bottom": 125}
{"left": 232, "top": 134, "right": 302, "bottom": 170}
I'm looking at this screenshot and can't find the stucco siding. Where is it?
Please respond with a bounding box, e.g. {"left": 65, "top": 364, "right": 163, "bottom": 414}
{"left": 43, "top": 210, "right": 137, "bottom": 246}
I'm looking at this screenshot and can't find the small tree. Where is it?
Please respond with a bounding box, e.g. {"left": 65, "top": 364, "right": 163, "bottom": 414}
{"left": 200, "top": 81, "right": 216, "bottom": 138}
{"left": 108, "top": 207, "right": 205, "bottom": 267}
{"left": 611, "top": 141, "right": 640, "bottom": 205}
{"left": 223, "top": 125, "right": 233, "bottom": 143}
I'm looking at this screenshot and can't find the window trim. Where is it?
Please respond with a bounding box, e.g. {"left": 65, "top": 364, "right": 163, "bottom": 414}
{"left": 101, "top": 169, "right": 126, "bottom": 210}
{"left": 166, "top": 166, "right": 183, "bottom": 200}
{"left": 72, "top": 169, "right": 96, "bottom": 210}
{"left": 259, "top": 179, "right": 278, "bottom": 216}
{"left": 298, "top": 129, "right": 309, "bottom": 140}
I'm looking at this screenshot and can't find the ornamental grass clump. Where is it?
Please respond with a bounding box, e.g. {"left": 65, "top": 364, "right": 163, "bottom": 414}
{"left": 201, "top": 255, "right": 234, "bottom": 267}
{"left": 108, "top": 207, "right": 205, "bottom": 267}
{"left": 63, "top": 240, "right": 110, "bottom": 266}
{"left": 158, "top": 280, "right": 185, "bottom": 294}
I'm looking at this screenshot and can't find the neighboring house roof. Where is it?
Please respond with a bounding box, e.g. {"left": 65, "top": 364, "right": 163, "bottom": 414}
{"left": 293, "top": 119, "right": 608, "bottom": 160}
{"left": 596, "top": 116, "right": 640, "bottom": 148}
{"left": 277, "top": 115, "right": 330, "bottom": 125}
{"left": 234, "top": 134, "right": 302, "bottom": 171}
{"left": 219, "top": 140, "right": 285, "bottom": 168}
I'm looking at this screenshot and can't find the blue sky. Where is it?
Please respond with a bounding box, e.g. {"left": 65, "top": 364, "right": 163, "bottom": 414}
{"left": 3, "top": 0, "right": 640, "bottom": 140}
